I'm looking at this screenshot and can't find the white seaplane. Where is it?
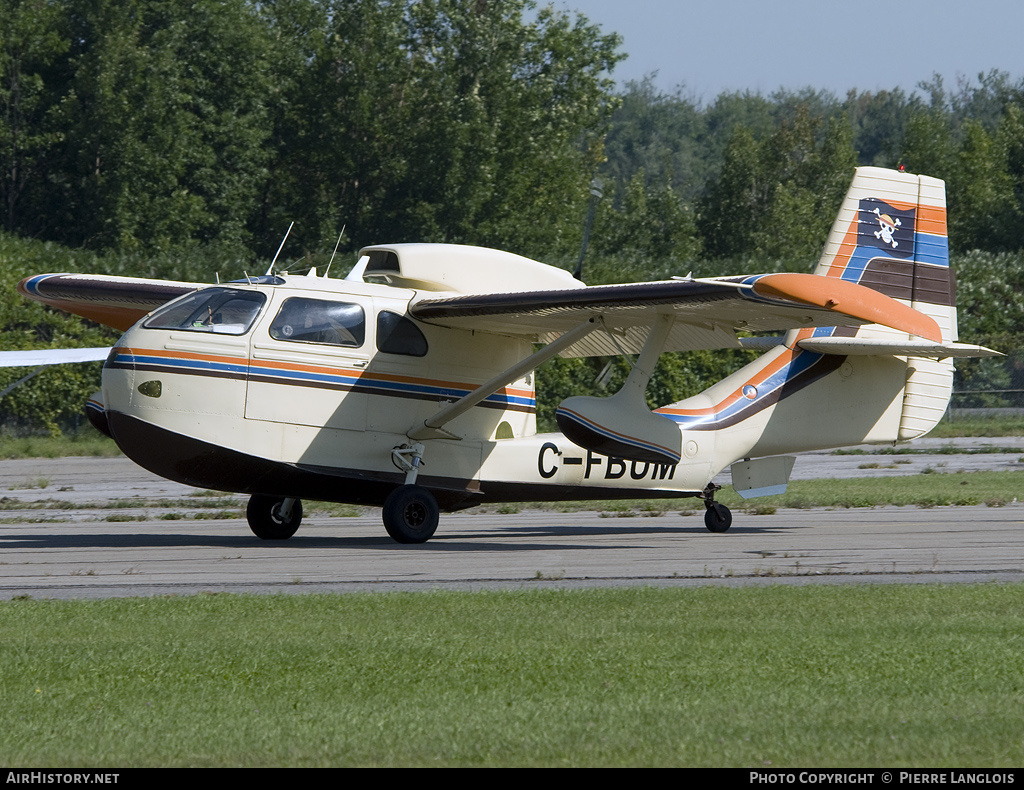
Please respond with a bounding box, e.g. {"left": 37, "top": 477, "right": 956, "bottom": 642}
{"left": 6, "top": 167, "right": 999, "bottom": 543}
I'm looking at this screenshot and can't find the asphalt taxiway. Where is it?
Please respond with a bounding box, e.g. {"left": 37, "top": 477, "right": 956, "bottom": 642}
{"left": 0, "top": 441, "right": 1021, "bottom": 599}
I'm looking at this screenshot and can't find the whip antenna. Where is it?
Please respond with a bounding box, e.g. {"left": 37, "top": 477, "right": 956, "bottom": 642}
{"left": 573, "top": 177, "right": 603, "bottom": 282}
{"left": 266, "top": 222, "right": 294, "bottom": 275}
{"left": 324, "top": 226, "right": 346, "bottom": 277}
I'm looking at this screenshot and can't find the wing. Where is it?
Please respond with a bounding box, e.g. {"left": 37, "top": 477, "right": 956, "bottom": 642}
{"left": 18, "top": 273, "right": 205, "bottom": 331}
{"left": 0, "top": 347, "right": 111, "bottom": 368}
{"left": 409, "top": 271, "right": 943, "bottom": 357}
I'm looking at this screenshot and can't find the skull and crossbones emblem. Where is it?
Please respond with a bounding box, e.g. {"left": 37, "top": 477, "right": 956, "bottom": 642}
{"left": 872, "top": 207, "right": 901, "bottom": 248}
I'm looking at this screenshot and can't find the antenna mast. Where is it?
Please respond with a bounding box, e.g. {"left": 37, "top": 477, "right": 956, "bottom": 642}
{"left": 266, "top": 222, "right": 294, "bottom": 276}
{"left": 324, "top": 227, "right": 346, "bottom": 277}
{"left": 573, "top": 177, "right": 603, "bottom": 282}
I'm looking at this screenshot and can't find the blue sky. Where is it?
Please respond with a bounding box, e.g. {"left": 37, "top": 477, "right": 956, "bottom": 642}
{"left": 553, "top": 0, "right": 1024, "bottom": 100}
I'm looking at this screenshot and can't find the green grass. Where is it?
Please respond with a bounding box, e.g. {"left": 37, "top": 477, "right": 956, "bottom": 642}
{"left": 929, "top": 414, "right": 1024, "bottom": 438}
{"left": 1, "top": 585, "right": 1022, "bottom": 767}
{"left": 0, "top": 418, "right": 1019, "bottom": 767}
{"left": 511, "top": 469, "right": 1022, "bottom": 517}
{"left": 0, "top": 411, "right": 1020, "bottom": 461}
{"left": 727, "top": 470, "right": 1022, "bottom": 511}
{"left": 0, "top": 430, "right": 121, "bottom": 459}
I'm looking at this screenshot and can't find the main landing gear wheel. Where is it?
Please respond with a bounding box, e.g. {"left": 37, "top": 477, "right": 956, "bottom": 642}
{"left": 246, "top": 495, "right": 303, "bottom": 540}
{"left": 382, "top": 485, "right": 439, "bottom": 544}
{"left": 704, "top": 502, "right": 733, "bottom": 533}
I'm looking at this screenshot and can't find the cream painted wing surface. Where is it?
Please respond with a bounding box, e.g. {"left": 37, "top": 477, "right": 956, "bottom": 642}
{"left": 0, "top": 347, "right": 111, "bottom": 367}
{"left": 408, "top": 271, "right": 945, "bottom": 358}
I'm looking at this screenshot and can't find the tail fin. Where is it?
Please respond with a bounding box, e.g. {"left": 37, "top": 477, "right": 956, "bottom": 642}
{"left": 810, "top": 166, "right": 955, "bottom": 343}
{"left": 799, "top": 166, "right": 955, "bottom": 439}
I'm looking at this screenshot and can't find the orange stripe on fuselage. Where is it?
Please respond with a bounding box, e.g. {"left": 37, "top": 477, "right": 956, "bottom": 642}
{"left": 655, "top": 347, "right": 801, "bottom": 417}
{"left": 120, "top": 347, "right": 533, "bottom": 401}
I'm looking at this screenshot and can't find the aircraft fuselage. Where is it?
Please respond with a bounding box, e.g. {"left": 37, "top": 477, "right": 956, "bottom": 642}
{"left": 100, "top": 274, "right": 712, "bottom": 513}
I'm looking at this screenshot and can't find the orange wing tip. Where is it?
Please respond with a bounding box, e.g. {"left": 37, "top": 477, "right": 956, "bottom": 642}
{"left": 752, "top": 272, "right": 942, "bottom": 344}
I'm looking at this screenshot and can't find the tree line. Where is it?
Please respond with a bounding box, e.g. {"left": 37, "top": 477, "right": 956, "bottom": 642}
{"left": 6, "top": 1, "right": 1024, "bottom": 269}
{"left": 594, "top": 71, "right": 1024, "bottom": 271}
{"left": 2, "top": 0, "right": 1023, "bottom": 431}
{"left": 2, "top": 0, "right": 620, "bottom": 263}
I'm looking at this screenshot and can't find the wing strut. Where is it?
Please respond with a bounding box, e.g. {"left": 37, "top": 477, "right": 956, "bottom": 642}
{"left": 406, "top": 317, "right": 600, "bottom": 442}
{"left": 0, "top": 366, "right": 46, "bottom": 400}
{"left": 617, "top": 312, "right": 674, "bottom": 402}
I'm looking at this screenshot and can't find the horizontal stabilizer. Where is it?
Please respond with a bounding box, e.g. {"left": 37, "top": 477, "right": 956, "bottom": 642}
{"left": 750, "top": 272, "right": 942, "bottom": 343}
{"left": 796, "top": 337, "right": 1001, "bottom": 358}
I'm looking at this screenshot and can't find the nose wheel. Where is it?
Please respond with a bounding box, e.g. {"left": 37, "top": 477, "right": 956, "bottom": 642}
{"left": 246, "top": 495, "right": 303, "bottom": 540}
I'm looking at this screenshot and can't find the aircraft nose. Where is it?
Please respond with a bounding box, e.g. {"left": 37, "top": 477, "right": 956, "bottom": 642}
{"left": 100, "top": 341, "right": 138, "bottom": 419}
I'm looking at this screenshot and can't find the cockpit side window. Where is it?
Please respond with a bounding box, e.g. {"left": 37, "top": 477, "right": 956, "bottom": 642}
{"left": 376, "top": 311, "right": 428, "bottom": 357}
{"left": 269, "top": 298, "right": 365, "bottom": 347}
{"left": 143, "top": 288, "right": 266, "bottom": 335}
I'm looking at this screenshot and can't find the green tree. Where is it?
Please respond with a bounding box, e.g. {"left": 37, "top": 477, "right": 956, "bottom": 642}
{"left": 995, "top": 103, "right": 1024, "bottom": 250}
{"left": 696, "top": 125, "right": 763, "bottom": 259}
{"left": 19, "top": 0, "right": 274, "bottom": 257}
{"left": 257, "top": 0, "right": 623, "bottom": 260}
{"left": 699, "top": 90, "right": 778, "bottom": 181}
{"left": 950, "top": 250, "right": 1024, "bottom": 407}
{"left": 948, "top": 70, "right": 1021, "bottom": 133}
{"left": 697, "top": 107, "right": 855, "bottom": 262}
{"left": 844, "top": 87, "right": 921, "bottom": 168}
{"left": 602, "top": 77, "right": 708, "bottom": 202}
{"left": 0, "top": 234, "right": 116, "bottom": 433}
{"left": 0, "top": 0, "right": 70, "bottom": 236}
{"left": 252, "top": 0, "right": 402, "bottom": 256}
{"left": 947, "top": 120, "right": 1016, "bottom": 252}
{"left": 900, "top": 95, "right": 1024, "bottom": 254}
{"left": 588, "top": 169, "right": 701, "bottom": 281}
{"left": 755, "top": 107, "right": 855, "bottom": 261}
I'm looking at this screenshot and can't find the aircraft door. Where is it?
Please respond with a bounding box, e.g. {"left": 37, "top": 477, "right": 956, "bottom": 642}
{"left": 244, "top": 293, "right": 372, "bottom": 431}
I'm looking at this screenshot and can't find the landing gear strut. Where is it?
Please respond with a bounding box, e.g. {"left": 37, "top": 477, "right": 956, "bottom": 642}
{"left": 246, "top": 495, "right": 303, "bottom": 540}
{"left": 699, "top": 483, "right": 732, "bottom": 533}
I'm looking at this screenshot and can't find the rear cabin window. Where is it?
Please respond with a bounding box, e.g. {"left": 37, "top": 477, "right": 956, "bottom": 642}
{"left": 143, "top": 288, "right": 266, "bottom": 335}
{"left": 376, "top": 311, "right": 428, "bottom": 357}
{"left": 269, "top": 298, "right": 365, "bottom": 348}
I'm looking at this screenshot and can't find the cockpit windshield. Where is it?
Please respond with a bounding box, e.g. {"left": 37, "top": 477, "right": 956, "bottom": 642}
{"left": 143, "top": 288, "right": 266, "bottom": 335}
